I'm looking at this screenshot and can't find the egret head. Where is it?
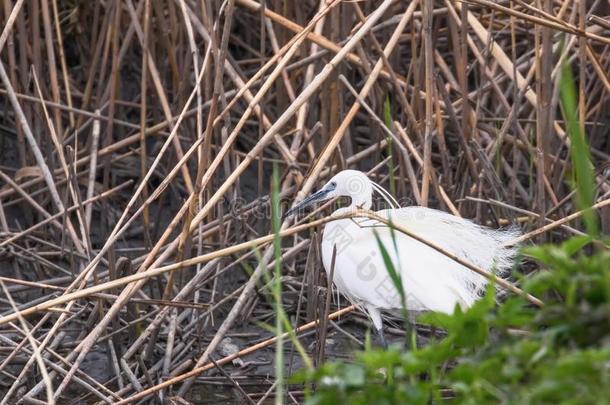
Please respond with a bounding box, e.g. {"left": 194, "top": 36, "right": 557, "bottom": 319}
{"left": 284, "top": 170, "right": 373, "bottom": 218}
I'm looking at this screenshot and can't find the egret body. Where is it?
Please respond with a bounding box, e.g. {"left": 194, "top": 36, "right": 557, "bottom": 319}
{"left": 286, "top": 170, "right": 519, "bottom": 345}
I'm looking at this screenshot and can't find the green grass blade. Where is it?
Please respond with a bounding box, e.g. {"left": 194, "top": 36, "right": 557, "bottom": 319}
{"left": 271, "top": 164, "right": 284, "bottom": 404}
{"left": 559, "top": 60, "right": 598, "bottom": 236}
{"left": 384, "top": 95, "right": 397, "bottom": 198}
{"left": 373, "top": 228, "right": 407, "bottom": 318}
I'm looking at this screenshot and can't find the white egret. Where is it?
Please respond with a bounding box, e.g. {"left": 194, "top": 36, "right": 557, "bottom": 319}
{"left": 285, "top": 170, "right": 520, "bottom": 346}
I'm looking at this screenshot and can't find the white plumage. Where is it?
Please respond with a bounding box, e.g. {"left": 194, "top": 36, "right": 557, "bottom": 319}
{"left": 286, "top": 170, "right": 520, "bottom": 343}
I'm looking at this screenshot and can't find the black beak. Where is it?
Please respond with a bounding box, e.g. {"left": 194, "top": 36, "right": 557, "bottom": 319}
{"left": 283, "top": 187, "right": 332, "bottom": 219}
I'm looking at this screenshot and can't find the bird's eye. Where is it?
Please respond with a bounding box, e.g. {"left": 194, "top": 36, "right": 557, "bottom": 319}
{"left": 329, "top": 181, "right": 337, "bottom": 188}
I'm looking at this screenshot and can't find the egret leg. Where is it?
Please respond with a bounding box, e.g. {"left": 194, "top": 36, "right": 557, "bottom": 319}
{"left": 365, "top": 305, "right": 388, "bottom": 349}
{"left": 376, "top": 326, "right": 388, "bottom": 349}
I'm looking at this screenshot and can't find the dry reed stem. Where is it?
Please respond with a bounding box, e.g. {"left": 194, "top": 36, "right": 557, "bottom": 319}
{"left": 0, "top": 281, "right": 55, "bottom": 404}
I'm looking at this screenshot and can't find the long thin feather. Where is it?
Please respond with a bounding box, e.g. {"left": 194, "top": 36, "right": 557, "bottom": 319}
{"left": 370, "top": 180, "right": 400, "bottom": 208}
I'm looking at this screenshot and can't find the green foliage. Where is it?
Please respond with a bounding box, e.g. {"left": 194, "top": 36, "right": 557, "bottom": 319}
{"left": 559, "top": 60, "right": 598, "bottom": 235}
{"left": 293, "top": 238, "right": 610, "bottom": 404}
{"left": 383, "top": 96, "right": 397, "bottom": 198}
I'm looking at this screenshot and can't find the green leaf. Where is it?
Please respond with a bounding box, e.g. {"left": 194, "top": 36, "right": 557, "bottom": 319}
{"left": 560, "top": 235, "right": 593, "bottom": 255}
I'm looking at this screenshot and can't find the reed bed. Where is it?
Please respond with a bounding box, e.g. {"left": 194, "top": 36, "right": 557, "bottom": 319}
{"left": 0, "top": 0, "right": 609, "bottom": 403}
